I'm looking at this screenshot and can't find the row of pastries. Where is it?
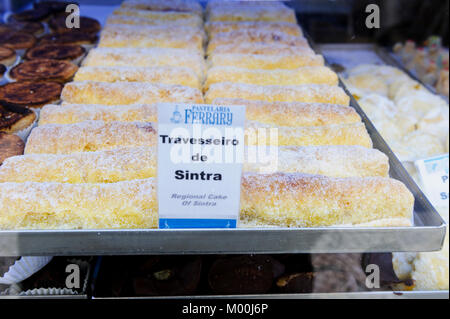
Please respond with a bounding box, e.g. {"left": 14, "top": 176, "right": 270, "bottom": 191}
{"left": 0, "top": 0, "right": 415, "bottom": 230}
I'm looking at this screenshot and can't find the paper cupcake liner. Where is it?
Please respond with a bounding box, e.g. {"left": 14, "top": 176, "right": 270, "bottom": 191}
{"left": 13, "top": 109, "right": 39, "bottom": 142}
{"left": 0, "top": 256, "right": 53, "bottom": 285}
{"left": 16, "top": 258, "right": 91, "bottom": 296}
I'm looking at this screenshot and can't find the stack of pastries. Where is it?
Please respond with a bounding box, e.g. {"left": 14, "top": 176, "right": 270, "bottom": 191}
{"left": 0, "top": 0, "right": 415, "bottom": 230}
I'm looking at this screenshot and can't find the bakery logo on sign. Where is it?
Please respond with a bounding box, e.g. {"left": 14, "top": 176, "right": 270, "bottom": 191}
{"left": 183, "top": 104, "right": 233, "bottom": 126}
{"left": 170, "top": 105, "right": 183, "bottom": 124}
{"left": 65, "top": 4, "right": 80, "bottom": 29}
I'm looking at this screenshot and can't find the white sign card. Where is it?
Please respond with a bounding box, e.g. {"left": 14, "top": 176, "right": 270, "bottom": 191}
{"left": 415, "top": 154, "right": 449, "bottom": 209}
{"left": 157, "top": 103, "right": 246, "bottom": 228}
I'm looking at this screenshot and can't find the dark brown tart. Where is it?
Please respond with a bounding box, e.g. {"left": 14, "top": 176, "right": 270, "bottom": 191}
{"left": 0, "top": 81, "right": 63, "bottom": 108}
{"left": 24, "top": 44, "right": 85, "bottom": 61}
{"left": 7, "top": 8, "right": 51, "bottom": 23}
{"left": 0, "top": 32, "right": 36, "bottom": 51}
{"left": 0, "top": 105, "right": 36, "bottom": 134}
{"left": 0, "top": 132, "right": 24, "bottom": 165}
{"left": 49, "top": 16, "right": 101, "bottom": 35}
{"left": 9, "top": 59, "right": 78, "bottom": 83}
{"left": 38, "top": 30, "right": 98, "bottom": 46}
{"left": 0, "top": 21, "right": 44, "bottom": 36}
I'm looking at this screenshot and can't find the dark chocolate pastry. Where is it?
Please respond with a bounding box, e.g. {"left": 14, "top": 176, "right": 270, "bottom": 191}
{"left": 25, "top": 44, "right": 85, "bottom": 62}
{"left": 208, "top": 255, "right": 284, "bottom": 294}
{"left": 361, "top": 253, "right": 403, "bottom": 286}
{"left": 8, "top": 8, "right": 51, "bottom": 23}
{"left": 9, "top": 58, "right": 78, "bottom": 83}
{"left": 39, "top": 30, "right": 98, "bottom": 46}
{"left": 276, "top": 272, "right": 314, "bottom": 293}
{"left": 0, "top": 81, "right": 63, "bottom": 108}
{"left": 49, "top": 16, "right": 101, "bottom": 35}
{"left": 132, "top": 256, "right": 203, "bottom": 296}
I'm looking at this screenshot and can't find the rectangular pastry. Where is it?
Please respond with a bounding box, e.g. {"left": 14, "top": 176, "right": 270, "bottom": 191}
{"left": 207, "top": 30, "right": 309, "bottom": 55}
{"left": 106, "top": 14, "right": 203, "bottom": 28}
{"left": 0, "top": 147, "right": 157, "bottom": 184}
{"left": 207, "top": 53, "right": 325, "bottom": 70}
{"left": 99, "top": 25, "right": 204, "bottom": 51}
{"left": 82, "top": 48, "right": 205, "bottom": 79}
{"left": 205, "top": 21, "right": 303, "bottom": 38}
{"left": 207, "top": 5, "right": 297, "bottom": 23}
{"left": 113, "top": 8, "right": 200, "bottom": 21}
{"left": 205, "top": 66, "right": 339, "bottom": 90}
{"left": 61, "top": 81, "right": 204, "bottom": 105}
{"left": 0, "top": 179, "right": 158, "bottom": 229}
{"left": 207, "top": 42, "right": 315, "bottom": 56}
{"left": 0, "top": 145, "right": 389, "bottom": 184}
{"left": 240, "top": 172, "right": 414, "bottom": 227}
{"left": 212, "top": 98, "right": 361, "bottom": 127}
{"left": 205, "top": 82, "right": 350, "bottom": 105}
{"left": 25, "top": 121, "right": 157, "bottom": 154}
{"left": 39, "top": 103, "right": 158, "bottom": 126}
{"left": 41, "top": 99, "right": 360, "bottom": 128}
{"left": 245, "top": 121, "right": 373, "bottom": 148}
{"left": 120, "top": 0, "right": 203, "bottom": 15}
{"left": 74, "top": 66, "right": 201, "bottom": 89}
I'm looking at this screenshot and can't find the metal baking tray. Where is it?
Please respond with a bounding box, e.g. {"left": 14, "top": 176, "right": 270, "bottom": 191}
{"left": 0, "top": 32, "right": 446, "bottom": 258}
{"left": 93, "top": 291, "right": 449, "bottom": 300}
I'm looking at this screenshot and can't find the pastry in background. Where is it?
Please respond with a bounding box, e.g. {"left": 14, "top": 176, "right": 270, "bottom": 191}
{"left": 0, "top": 32, "right": 36, "bottom": 52}
{"left": 7, "top": 8, "right": 50, "bottom": 23}
{"left": 0, "top": 132, "right": 24, "bottom": 165}
{"left": 38, "top": 31, "right": 98, "bottom": 47}
{"left": 0, "top": 81, "right": 63, "bottom": 109}
{"left": 0, "top": 106, "right": 36, "bottom": 135}
{"left": 49, "top": 16, "right": 101, "bottom": 35}
{"left": 0, "top": 21, "right": 44, "bottom": 37}
{"left": 9, "top": 59, "right": 78, "bottom": 83}
{"left": 106, "top": 13, "right": 203, "bottom": 28}
{"left": 120, "top": 0, "right": 203, "bottom": 16}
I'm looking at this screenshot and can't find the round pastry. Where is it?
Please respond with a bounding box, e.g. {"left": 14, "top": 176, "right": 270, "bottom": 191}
{"left": 9, "top": 59, "right": 78, "bottom": 83}
{"left": 7, "top": 8, "right": 51, "bottom": 23}
{"left": 38, "top": 31, "right": 98, "bottom": 46}
{"left": 34, "top": 1, "right": 76, "bottom": 13}
{"left": 0, "top": 32, "right": 36, "bottom": 51}
{"left": 49, "top": 16, "right": 101, "bottom": 35}
{"left": 0, "top": 21, "right": 45, "bottom": 36}
{"left": 0, "top": 81, "right": 63, "bottom": 109}
{"left": 24, "top": 44, "right": 85, "bottom": 62}
{"left": 0, "top": 132, "right": 24, "bottom": 165}
{"left": 0, "top": 105, "right": 36, "bottom": 134}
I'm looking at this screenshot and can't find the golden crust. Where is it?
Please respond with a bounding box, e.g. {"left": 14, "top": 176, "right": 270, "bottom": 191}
{"left": 243, "top": 145, "right": 389, "bottom": 177}
{"left": 205, "top": 82, "right": 350, "bottom": 105}
{"left": 0, "top": 179, "right": 158, "bottom": 229}
{"left": 25, "top": 121, "right": 157, "bottom": 154}
{"left": 99, "top": 24, "right": 204, "bottom": 51}
{"left": 206, "top": 21, "right": 302, "bottom": 37}
{"left": 82, "top": 48, "right": 205, "bottom": 79}
{"left": 39, "top": 103, "right": 157, "bottom": 126}
{"left": 120, "top": 0, "right": 203, "bottom": 15}
{"left": 205, "top": 66, "right": 339, "bottom": 90}
{"left": 212, "top": 98, "right": 360, "bottom": 127}
{"left": 207, "top": 30, "right": 309, "bottom": 55}
{"left": 106, "top": 14, "right": 203, "bottom": 28}
{"left": 0, "top": 145, "right": 388, "bottom": 184}
{"left": 61, "top": 81, "right": 204, "bottom": 105}
{"left": 113, "top": 8, "right": 200, "bottom": 21}
{"left": 207, "top": 5, "right": 297, "bottom": 23}
{"left": 0, "top": 147, "right": 156, "bottom": 183}
{"left": 245, "top": 121, "right": 373, "bottom": 148}
{"left": 207, "top": 53, "right": 324, "bottom": 69}
{"left": 207, "top": 42, "right": 315, "bottom": 56}
{"left": 74, "top": 66, "right": 201, "bottom": 89}
{"left": 240, "top": 172, "right": 414, "bottom": 227}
